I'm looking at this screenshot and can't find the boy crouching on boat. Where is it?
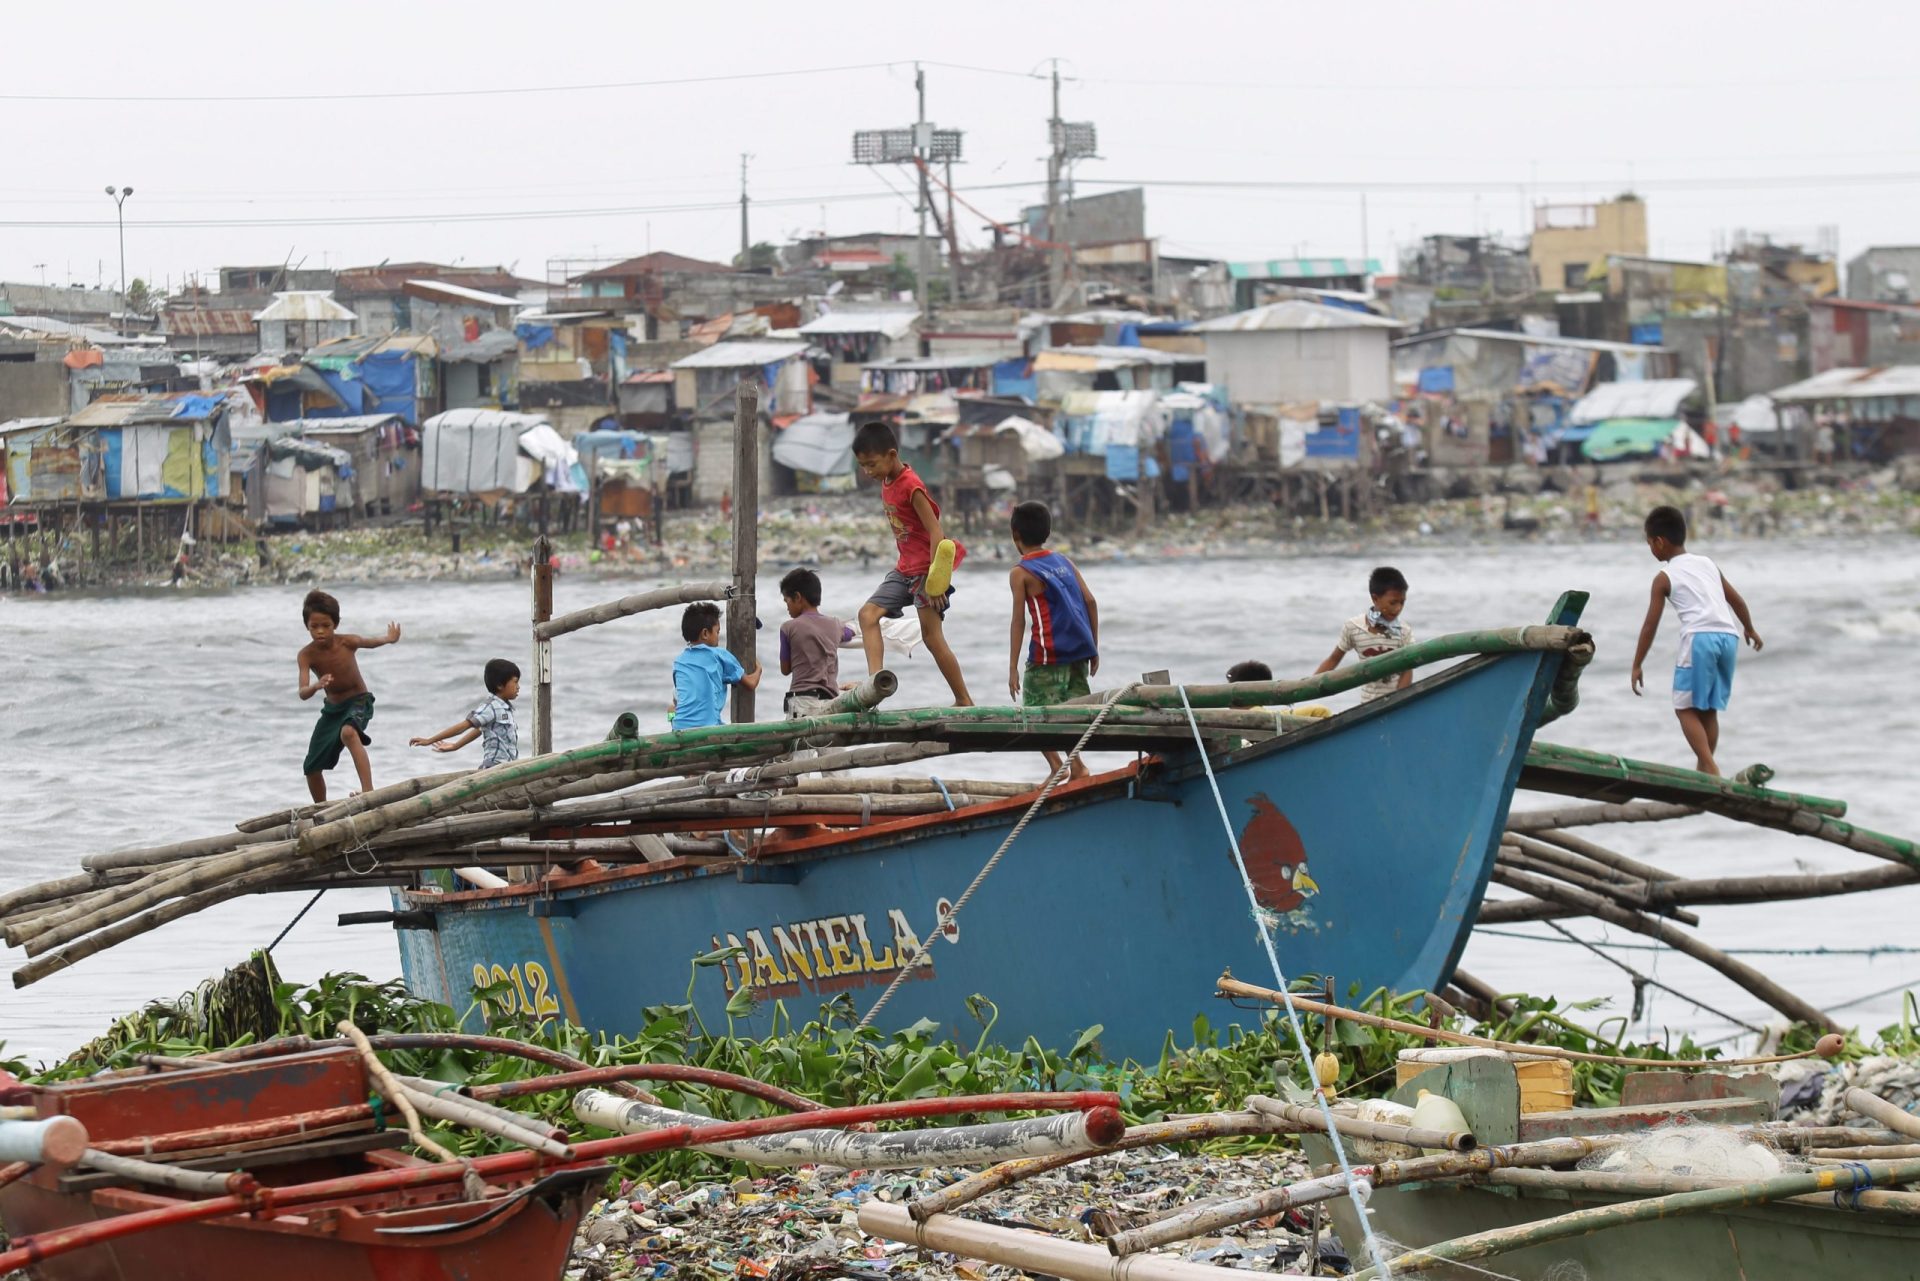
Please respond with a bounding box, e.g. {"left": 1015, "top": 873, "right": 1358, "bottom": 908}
{"left": 1630, "top": 504, "right": 1763, "bottom": 776}
{"left": 1007, "top": 500, "right": 1099, "bottom": 782}
{"left": 410, "top": 659, "right": 521, "bottom": 767}
{"left": 1312, "top": 566, "right": 1413, "bottom": 702}
{"left": 296, "top": 589, "right": 400, "bottom": 801}
{"left": 672, "top": 602, "right": 761, "bottom": 730}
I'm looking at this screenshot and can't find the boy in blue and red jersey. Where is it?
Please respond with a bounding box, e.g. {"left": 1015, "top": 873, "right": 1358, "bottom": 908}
{"left": 1007, "top": 500, "right": 1099, "bottom": 781}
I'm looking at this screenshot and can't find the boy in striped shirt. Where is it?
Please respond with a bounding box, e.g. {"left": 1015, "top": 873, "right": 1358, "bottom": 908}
{"left": 1007, "top": 500, "right": 1099, "bottom": 782}
{"left": 410, "top": 658, "right": 521, "bottom": 768}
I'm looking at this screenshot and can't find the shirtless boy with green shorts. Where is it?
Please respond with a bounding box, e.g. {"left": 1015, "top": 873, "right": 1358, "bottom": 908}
{"left": 296, "top": 589, "right": 401, "bottom": 801}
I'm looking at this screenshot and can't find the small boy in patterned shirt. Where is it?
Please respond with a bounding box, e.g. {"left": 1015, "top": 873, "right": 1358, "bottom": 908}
{"left": 411, "top": 659, "right": 521, "bottom": 767}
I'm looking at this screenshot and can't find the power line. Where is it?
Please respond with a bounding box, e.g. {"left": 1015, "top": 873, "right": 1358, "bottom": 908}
{"left": 0, "top": 58, "right": 1044, "bottom": 104}
{"left": 0, "top": 180, "right": 1051, "bottom": 230}
{"left": 1071, "top": 171, "right": 1920, "bottom": 195}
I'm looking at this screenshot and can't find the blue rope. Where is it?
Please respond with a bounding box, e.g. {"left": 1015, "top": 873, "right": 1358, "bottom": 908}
{"left": 929, "top": 776, "right": 957, "bottom": 811}
{"left": 1834, "top": 1161, "right": 1872, "bottom": 1210}
{"left": 1177, "top": 685, "right": 1392, "bottom": 1278}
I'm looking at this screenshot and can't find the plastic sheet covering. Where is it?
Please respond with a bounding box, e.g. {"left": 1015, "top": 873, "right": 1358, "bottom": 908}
{"left": 993, "top": 415, "right": 1064, "bottom": 460}
{"left": 516, "top": 422, "right": 582, "bottom": 492}
{"left": 771, "top": 412, "right": 854, "bottom": 477}
{"left": 359, "top": 352, "right": 420, "bottom": 423}
{"left": 666, "top": 432, "right": 694, "bottom": 475}
{"left": 422, "top": 409, "right": 551, "bottom": 493}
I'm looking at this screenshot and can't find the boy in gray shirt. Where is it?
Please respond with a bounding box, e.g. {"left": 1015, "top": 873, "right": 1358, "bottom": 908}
{"left": 779, "top": 568, "right": 854, "bottom": 717}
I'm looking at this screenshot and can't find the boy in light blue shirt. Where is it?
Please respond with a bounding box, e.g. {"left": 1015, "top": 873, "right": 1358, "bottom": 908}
{"left": 671, "top": 602, "right": 761, "bottom": 729}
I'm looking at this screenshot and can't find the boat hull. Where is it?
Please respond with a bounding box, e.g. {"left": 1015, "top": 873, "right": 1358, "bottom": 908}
{"left": 1319, "top": 1175, "right": 1920, "bottom": 1280}
{"left": 394, "top": 640, "right": 1567, "bottom": 1062}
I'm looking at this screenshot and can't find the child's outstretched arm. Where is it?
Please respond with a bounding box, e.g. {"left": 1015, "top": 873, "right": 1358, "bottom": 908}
{"left": 1630, "top": 572, "right": 1670, "bottom": 695}
{"left": 411, "top": 721, "right": 479, "bottom": 752}
{"left": 1311, "top": 646, "right": 1346, "bottom": 676}
{"left": 351, "top": 622, "right": 403, "bottom": 649}
{"left": 1722, "top": 575, "right": 1764, "bottom": 650}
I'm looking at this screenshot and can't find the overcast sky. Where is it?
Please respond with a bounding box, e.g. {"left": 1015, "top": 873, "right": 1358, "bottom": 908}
{"left": 7, "top": 0, "right": 1917, "bottom": 296}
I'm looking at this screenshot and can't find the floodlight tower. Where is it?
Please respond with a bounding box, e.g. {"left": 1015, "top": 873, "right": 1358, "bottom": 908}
{"left": 852, "top": 65, "right": 963, "bottom": 326}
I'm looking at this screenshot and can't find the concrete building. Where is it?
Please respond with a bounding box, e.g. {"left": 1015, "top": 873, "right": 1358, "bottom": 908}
{"left": 255, "top": 292, "right": 357, "bottom": 355}
{"left": 1191, "top": 300, "right": 1401, "bottom": 405}
{"left": 333, "top": 263, "right": 533, "bottom": 337}
{"left": 1845, "top": 246, "right": 1920, "bottom": 303}
{"left": 1022, "top": 187, "right": 1146, "bottom": 247}
{"left": 1530, "top": 196, "right": 1647, "bottom": 291}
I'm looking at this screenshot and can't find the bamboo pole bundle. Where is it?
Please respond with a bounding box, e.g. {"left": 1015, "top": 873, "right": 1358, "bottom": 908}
{"left": 1493, "top": 847, "right": 1700, "bottom": 926}
{"left": 1486, "top": 1167, "right": 1920, "bottom": 1215}
{"left": 1489, "top": 866, "right": 1837, "bottom": 1030}
{"left": 1483, "top": 861, "right": 1920, "bottom": 924}
{"left": 1085, "top": 625, "right": 1591, "bottom": 712}
{"left": 1504, "top": 800, "right": 1700, "bottom": 833}
{"left": 1516, "top": 828, "right": 1681, "bottom": 884}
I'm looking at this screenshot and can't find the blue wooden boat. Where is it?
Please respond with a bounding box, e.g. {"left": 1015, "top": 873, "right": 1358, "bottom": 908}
{"left": 386, "top": 596, "right": 1586, "bottom": 1063}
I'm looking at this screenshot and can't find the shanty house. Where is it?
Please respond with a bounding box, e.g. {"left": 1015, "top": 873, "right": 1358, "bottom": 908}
{"left": 1031, "top": 346, "right": 1187, "bottom": 404}
{"left": 255, "top": 292, "right": 357, "bottom": 355}
{"left": 1767, "top": 366, "right": 1920, "bottom": 460}
{"left": 268, "top": 415, "right": 416, "bottom": 517}
{"left": 1191, "top": 301, "right": 1400, "bottom": 406}
{"left": 421, "top": 409, "right": 579, "bottom": 496}
{"left": 159, "top": 307, "right": 259, "bottom": 360}
{"left": 27, "top": 393, "right": 232, "bottom": 506}
{"left": 668, "top": 340, "right": 809, "bottom": 503}
{"left": 797, "top": 308, "right": 919, "bottom": 390}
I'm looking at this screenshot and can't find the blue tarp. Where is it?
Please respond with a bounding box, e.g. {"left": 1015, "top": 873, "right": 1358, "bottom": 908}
{"left": 311, "top": 368, "right": 366, "bottom": 418}
{"left": 1116, "top": 323, "right": 1141, "bottom": 347}
{"left": 1104, "top": 444, "right": 1140, "bottom": 481}
{"left": 1304, "top": 412, "right": 1361, "bottom": 459}
{"left": 515, "top": 323, "right": 556, "bottom": 350}
{"left": 169, "top": 395, "right": 224, "bottom": 420}
{"left": 1630, "top": 322, "right": 1664, "bottom": 345}
{"left": 992, "top": 358, "right": 1036, "bottom": 401}
{"left": 1417, "top": 366, "right": 1456, "bottom": 394}
{"left": 359, "top": 352, "right": 419, "bottom": 424}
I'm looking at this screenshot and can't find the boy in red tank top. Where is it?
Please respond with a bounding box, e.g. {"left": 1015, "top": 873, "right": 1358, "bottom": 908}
{"left": 852, "top": 420, "right": 973, "bottom": 705}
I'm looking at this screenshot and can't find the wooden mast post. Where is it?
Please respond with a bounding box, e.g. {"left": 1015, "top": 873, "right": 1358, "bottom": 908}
{"left": 727, "top": 381, "right": 760, "bottom": 724}
{"left": 532, "top": 534, "right": 554, "bottom": 757}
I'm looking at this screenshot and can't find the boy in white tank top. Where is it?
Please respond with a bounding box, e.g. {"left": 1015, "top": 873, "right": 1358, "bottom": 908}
{"left": 1629, "top": 505, "right": 1764, "bottom": 776}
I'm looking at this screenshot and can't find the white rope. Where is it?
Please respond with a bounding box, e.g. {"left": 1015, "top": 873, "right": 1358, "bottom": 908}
{"left": 856, "top": 685, "right": 1135, "bottom": 1030}
{"left": 1176, "top": 684, "right": 1393, "bottom": 1279}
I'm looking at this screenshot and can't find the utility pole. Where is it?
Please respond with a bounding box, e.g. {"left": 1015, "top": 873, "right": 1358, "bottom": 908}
{"left": 914, "top": 64, "right": 931, "bottom": 324}
{"left": 1046, "top": 60, "right": 1064, "bottom": 308}
{"left": 105, "top": 186, "right": 132, "bottom": 334}
{"left": 739, "top": 153, "right": 752, "bottom": 266}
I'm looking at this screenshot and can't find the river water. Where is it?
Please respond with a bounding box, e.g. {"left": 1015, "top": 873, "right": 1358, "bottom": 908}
{"left": 3, "top": 535, "right": 1916, "bottom": 1064}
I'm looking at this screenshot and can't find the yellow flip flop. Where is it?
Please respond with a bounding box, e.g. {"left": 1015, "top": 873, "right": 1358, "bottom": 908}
{"left": 923, "top": 538, "right": 957, "bottom": 597}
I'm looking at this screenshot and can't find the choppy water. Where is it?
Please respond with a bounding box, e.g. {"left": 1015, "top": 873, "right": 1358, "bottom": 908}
{"left": 3, "top": 535, "right": 1917, "bottom": 1064}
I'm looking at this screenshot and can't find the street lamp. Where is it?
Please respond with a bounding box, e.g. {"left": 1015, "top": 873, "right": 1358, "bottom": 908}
{"left": 105, "top": 185, "right": 132, "bottom": 333}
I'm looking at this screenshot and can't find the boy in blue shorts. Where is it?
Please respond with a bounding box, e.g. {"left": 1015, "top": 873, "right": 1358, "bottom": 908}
{"left": 672, "top": 602, "right": 761, "bottom": 729}
{"left": 1007, "top": 500, "right": 1099, "bottom": 781}
{"left": 1630, "top": 505, "right": 1763, "bottom": 776}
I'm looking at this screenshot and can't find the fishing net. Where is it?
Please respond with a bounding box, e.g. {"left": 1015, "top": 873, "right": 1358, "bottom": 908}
{"left": 1577, "top": 1119, "right": 1805, "bottom": 1178}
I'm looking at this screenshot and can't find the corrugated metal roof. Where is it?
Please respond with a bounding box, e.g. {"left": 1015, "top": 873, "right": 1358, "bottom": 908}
{"left": 286, "top": 415, "right": 407, "bottom": 434}
{"left": 0, "top": 315, "right": 136, "bottom": 344}
{"left": 798, "top": 310, "right": 919, "bottom": 339}
{"left": 1035, "top": 344, "right": 1188, "bottom": 372}
{"left": 1393, "top": 327, "right": 1669, "bottom": 355}
{"left": 670, "top": 340, "right": 808, "bottom": 370}
{"left": 861, "top": 355, "right": 1000, "bottom": 371}
{"left": 405, "top": 279, "right": 521, "bottom": 308}
{"left": 1191, "top": 301, "right": 1401, "bottom": 333}
{"left": 1768, "top": 366, "right": 1920, "bottom": 401}
{"left": 1567, "top": 378, "right": 1699, "bottom": 424}
{"left": 164, "top": 309, "right": 256, "bottom": 337}
{"left": 253, "top": 291, "right": 357, "bottom": 323}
